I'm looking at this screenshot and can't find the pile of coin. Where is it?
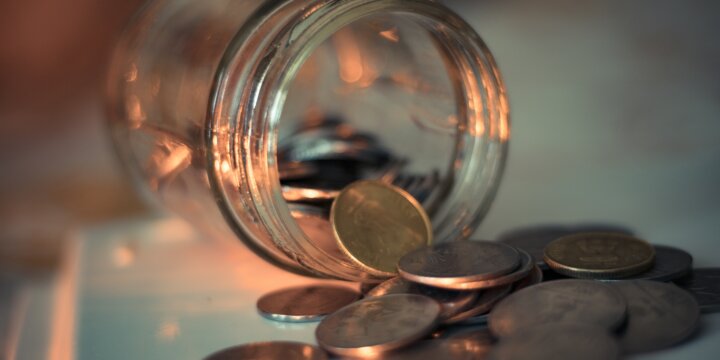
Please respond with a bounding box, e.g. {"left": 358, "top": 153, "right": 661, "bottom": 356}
{"left": 203, "top": 119, "right": 719, "bottom": 359}
{"left": 204, "top": 228, "right": 719, "bottom": 359}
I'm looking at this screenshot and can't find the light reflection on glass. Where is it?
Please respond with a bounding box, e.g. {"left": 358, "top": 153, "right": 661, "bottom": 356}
{"left": 156, "top": 319, "right": 181, "bottom": 341}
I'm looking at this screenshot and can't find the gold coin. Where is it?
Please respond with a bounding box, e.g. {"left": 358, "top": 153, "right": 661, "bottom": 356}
{"left": 330, "top": 180, "right": 432, "bottom": 277}
{"left": 544, "top": 232, "right": 655, "bottom": 279}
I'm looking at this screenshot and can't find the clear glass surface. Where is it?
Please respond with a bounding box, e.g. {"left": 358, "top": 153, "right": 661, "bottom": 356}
{"left": 108, "top": 0, "right": 509, "bottom": 281}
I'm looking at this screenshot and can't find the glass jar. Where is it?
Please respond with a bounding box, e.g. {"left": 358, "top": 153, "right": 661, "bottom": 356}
{"left": 107, "top": 0, "right": 509, "bottom": 282}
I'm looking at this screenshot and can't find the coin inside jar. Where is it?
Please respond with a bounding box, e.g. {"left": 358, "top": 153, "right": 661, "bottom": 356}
{"left": 204, "top": 341, "right": 328, "bottom": 360}
{"left": 315, "top": 294, "right": 441, "bottom": 357}
{"left": 612, "top": 280, "right": 700, "bottom": 353}
{"left": 257, "top": 285, "right": 359, "bottom": 322}
{"left": 330, "top": 180, "right": 433, "bottom": 276}
{"left": 488, "top": 279, "right": 627, "bottom": 338}
{"left": 544, "top": 232, "right": 655, "bottom": 279}
{"left": 397, "top": 241, "right": 520, "bottom": 288}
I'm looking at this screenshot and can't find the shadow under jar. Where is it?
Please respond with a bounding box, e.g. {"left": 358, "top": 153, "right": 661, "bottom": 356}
{"left": 107, "top": 0, "right": 509, "bottom": 282}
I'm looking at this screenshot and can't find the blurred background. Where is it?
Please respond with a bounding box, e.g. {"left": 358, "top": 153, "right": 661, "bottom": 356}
{"left": 1, "top": 0, "right": 719, "bottom": 358}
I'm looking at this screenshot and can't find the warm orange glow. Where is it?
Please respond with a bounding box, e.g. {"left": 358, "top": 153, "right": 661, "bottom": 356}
{"left": 113, "top": 243, "right": 136, "bottom": 268}
{"left": 334, "top": 29, "right": 364, "bottom": 83}
{"left": 124, "top": 63, "right": 138, "bottom": 82}
{"left": 332, "top": 29, "right": 377, "bottom": 87}
{"left": 156, "top": 319, "right": 181, "bottom": 341}
{"left": 48, "top": 240, "right": 79, "bottom": 360}
{"left": 379, "top": 28, "right": 399, "bottom": 42}
{"left": 126, "top": 94, "right": 146, "bottom": 129}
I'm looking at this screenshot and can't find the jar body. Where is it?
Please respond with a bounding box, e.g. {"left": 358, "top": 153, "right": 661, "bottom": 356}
{"left": 108, "top": 0, "right": 510, "bottom": 281}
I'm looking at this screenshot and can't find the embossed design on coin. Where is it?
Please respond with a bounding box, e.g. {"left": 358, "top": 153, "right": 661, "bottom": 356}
{"left": 487, "top": 323, "right": 621, "bottom": 360}
{"left": 315, "top": 294, "right": 441, "bottom": 356}
{"left": 498, "top": 224, "right": 634, "bottom": 270}
{"left": 257, "top": 285, "right": 359, "bottom": 322}
{"left": 365, "top": 277, "right": 478, "bottom": 320}
{"left": 613, "top": 280, "right": 700, "bottom": 353}
{"left": 604, "top": 245, "right": 692, "bottom": 282}
{"left": 676, "top": 268, "right": 720, "bottom": 313}
{"left": 397, "top": 241, "right": 520, "bottom": 287}
{"left": 544, "top": 232, "right": 655, "bottom": 279}
{"left": 488, "top": 279, "right": 627, "bottom": 338}
{"left": 204, "top": 341, "right": 328, "bottom": 360}
{"left": 331, "top": 180, "right": 432, "bottom": 276}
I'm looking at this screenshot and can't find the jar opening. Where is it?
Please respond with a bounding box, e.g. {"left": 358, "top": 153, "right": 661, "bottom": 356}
{"left": 209, "top": 0, "right": 509, "bottom": 281}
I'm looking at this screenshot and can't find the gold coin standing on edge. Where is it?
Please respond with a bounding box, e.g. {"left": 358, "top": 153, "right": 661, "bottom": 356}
{"left": 544, "top": 232, "right": 656, "bottom": 279}
{"left": 330, "top": 180, "right": 433, "bottom": 277}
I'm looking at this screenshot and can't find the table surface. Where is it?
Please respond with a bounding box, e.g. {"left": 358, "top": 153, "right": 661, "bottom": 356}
{"left": 31, "top": 216, "right": 713, "bottom": 359}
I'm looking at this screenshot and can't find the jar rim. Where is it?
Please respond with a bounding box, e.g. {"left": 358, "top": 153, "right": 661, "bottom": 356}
{"left": 206, "top": 0, "right": 510, "bottom": 280}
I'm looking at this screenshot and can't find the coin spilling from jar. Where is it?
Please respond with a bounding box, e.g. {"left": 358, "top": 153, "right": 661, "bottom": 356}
{"left": 204, "top": 119, "right": 717, "bottom": 359}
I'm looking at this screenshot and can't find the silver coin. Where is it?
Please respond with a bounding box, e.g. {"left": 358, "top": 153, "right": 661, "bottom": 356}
{"left": 603, "top": 245, "right": 692, "bottom": 282}
{"left": 452, "top": 249, "right": 535, "bottom": 290}
{"left": 370, "top": 338, "right": 493, "bottom": 360}
{"left": 498, "top": 224, "right": 635, "bottom": 270}
{"left": 444, "top": 285, "right": 512, "bottom": 325}
{"left": 257, "top": 285, "right": 359, "bottom": 322}
{"left": 204, "top": 341, "right": 328, "bottom": 360}
{"left": 398, "top": 241, "right": 520, "bottom": 288}
{"left": 675, "top": 268, "right": 720, "bottom": 314}
{"left": 612, "top": 280, "right": 700, "bottom": 353}
{"left": 366, "top": 277, "right": 478, "bottom": 320}
{"left": 315, "top": 294, "right": 441, "bottom": 357}
{"left": 488, "top": 279, "right": 627, "bottom": 338}
{"left": 487, "top": 323, "right": 621, "bottom": 360}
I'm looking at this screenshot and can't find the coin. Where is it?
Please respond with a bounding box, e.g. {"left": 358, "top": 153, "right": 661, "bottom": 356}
{"left": 397, "top": 241, "right": 520, "bottom": 288}
{"left": 204, "top": 341, "right": 328, "bottom": 360}
{"left": 488, "top": 279, "right": 627, "bottom": 338}
{"left": 370, "top": 338, "right": 493, "bottom": 360}
{"left": 365, "top": 277, "right": 478, "bottom": 320}
{"left": 603, "top": 245, "right": 692, "bottom": 282}
{"left": 675, "top": 268, "right": 720, "bottom": 313}
{"left": 487, "top": 323, "right": 621, "bottom": 360}
{"left": 257, "top": 285, "right": 359, "bottom": 322}
{"left": 331, "top": 180, "right": 433, "bottom": 276}
{"left": 544, "top": 232, "right": 655, "bottom": 279}
{"left": 498, "top": 224, "right": 634, "bottom": 270}
{"left": 315, "top": 294, "right": 441, "bottom": 357}
{"left": 444, "top": 285, "right": 513, "bottom": 325}
{"left": 512, "top": 264, "right": 543, "bottom": 291}
{"left": 612, "top": 280, "right": 700, "bottom": 353}
{"left": 449, "top": 249, "right": 534, "bottom": 290}
{"left": 445, "top": 327, "right": 496, "bottom": 345}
